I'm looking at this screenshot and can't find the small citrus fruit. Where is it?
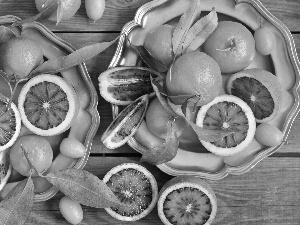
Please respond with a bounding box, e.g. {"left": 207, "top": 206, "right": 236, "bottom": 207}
{"left": 85, "top": 0, "right": 105, "bottom": 21}
{"left": 18, "top": 74, "right": 80, "bottom": 136}
{"left": 203, "top": 21, "right": 256, "bottom": 74}
{"left": 254, "top": 25, "right": 276, "bottom": 55}
{"left": 165, "top": 51, "right": 222, "bottom": 105}
{"left": 144, "top": 24, "right": 175, "bottom": 68}
{"left": 0, "top": 37, "right": 43, "bottom": 79}
{"left": 0, "top": 94, "right": 21, "bottom": 152}
{"left": 196, "top": 95, "right": 256, "bottom": 156}
{"left": 157, "top": 176, "right": 217, "bottom": 225}
{"left": 59, "top": 196, "right": 83, "bottom": 225}
{"left": 35, "top": 0, "right": 81, "bottom": 23}
{"left": 255, "top": 123, "right": 283, "bottom": 146}
{"left": 103, "top": 163, "right": 158, "bottom": 221}
{"left": 145, "top": 98, "right": 187, "bottom": 139}
{"left": 60, "top": 137, "right": 86, "bottom": 158}
{"left": 9, "top": 134, "right": 53, "bottom": 177}
{"left": 226, "top": 68, "right": 283, "bottom": 123}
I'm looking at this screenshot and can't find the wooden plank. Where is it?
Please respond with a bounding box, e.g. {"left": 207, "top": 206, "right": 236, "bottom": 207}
{"left": 0, "top": 0, "right": 299, "bottom": 32}
{"left": 24, "top": 157, "right": 300, "bottom": 224}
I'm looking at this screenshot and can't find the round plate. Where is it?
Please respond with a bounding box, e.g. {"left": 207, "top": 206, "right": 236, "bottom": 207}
{"left": 108, "top": 0, "right": 300, "bottom": 180}
{"left": 0, "top": 16, "right": 100, "bottom": 200}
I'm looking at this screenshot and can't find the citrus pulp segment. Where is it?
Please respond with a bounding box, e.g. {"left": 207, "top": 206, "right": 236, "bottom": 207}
{"left": 196, "top": 95, "right": 256, "bottom": 156}
{"left": 101, "top": 95, "right": 148, "bottom": 149}
{"left": 103, "top": 163, "right": 158, "bottom": 221}
{"left": 157, "top": 176, "right": 217, "bottom": 225}
{"left": 226, "top": 68, "right": 283, "bottom": 123}
{"left": 0, "top": 150, "right": 12, "bottom": 192}
{"left": 0, "top": 94, "right": 21, "bottom": 152}
{"left": 18, "top": 74, "right": 79, "bottom": 136}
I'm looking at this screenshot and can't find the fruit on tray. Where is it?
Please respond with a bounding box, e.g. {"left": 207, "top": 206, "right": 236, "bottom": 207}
{"left": 196, "top": 95, "right": 256, "bottom": 156}
{"left": 9, "top": 135, "right": 53, "bottom": 177}
{"left": 165, "top": 51, "right": 222, "bottom": 106}
{"left": 146, "top": 97, "right": 188, "bottom": 139}
{"left": 157, "top": 176, "right": 217, "bottom": 225}
{"left": 59, "top": 196, "right": 83, "bottom": 225}
{"left": 99, "top": 66, "right": 163, "bottom": 105}
{"left": 101, "top": 95, "right": 148, "bottom": 149}
{"left": 60, "top": 137, "right": 86, "bottom": 158}
{"left": 226, "top": 68, "right": 283, "bottom": 123}
{"left": 255, "top": 123, "right": 283, "bottom": 146}
{"left": 18, "top": 74, "right": 80, "bottom": 136}
{"left": 85, "top": 0, "right": 106, "bottom": 22}
{"left": 0, "top": 94, "right": 21, "bottom": 152}
{"left": 254, "top": 21, "right": 276, "bottom": 55}
{"left": 203, "top": 21, "right": 256, "bottom": 74}
{"left": 103, "top": 163, "right": 158, "bottom": 221}
{"left": 0, "top": 37, "right": 43, "bottom": 79}
{"left": 35, "top": 0, "right": 81, "bottom": 24}
{"left": 144, "top": 24, "right": 175, "bottom": 69}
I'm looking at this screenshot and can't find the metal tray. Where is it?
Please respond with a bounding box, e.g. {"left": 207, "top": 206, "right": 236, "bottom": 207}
{"left": 0, "top": 15, "right": 100, "bottom": 200}
{"left": 109, "top": 0, "right": 300, "bottom": 180}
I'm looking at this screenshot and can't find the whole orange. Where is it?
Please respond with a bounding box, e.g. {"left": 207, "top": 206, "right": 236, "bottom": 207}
{"left": 165, "top": 51, "right": 222, "bottom": 106}
{"left": 203, "top": 21, "right": 256, "bottom": 74}
{"left": 9, "top": 135, "right": 53, "bottom": 177}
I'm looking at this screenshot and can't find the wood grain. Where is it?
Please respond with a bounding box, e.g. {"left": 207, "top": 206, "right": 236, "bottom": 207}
{"left": 23, "top": 157, "right": 300, "bottom": 225}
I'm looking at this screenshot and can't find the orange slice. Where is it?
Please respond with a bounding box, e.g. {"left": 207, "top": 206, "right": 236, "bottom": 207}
{"left": 0, "top": 94, "right": 21, "bottom": 152}
{"left": 18, "top": 74, "right": 79, "bottom": 136}
{"left": 196, "top": 95, "right": 256, "bottom": 156}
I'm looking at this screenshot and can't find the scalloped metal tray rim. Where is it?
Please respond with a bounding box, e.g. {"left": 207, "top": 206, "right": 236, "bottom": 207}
{"left": 0, "top": 15, "right": 100, "bottom": 200}
{"left": 109, "top": 0, "right": 300, "bottom": 180}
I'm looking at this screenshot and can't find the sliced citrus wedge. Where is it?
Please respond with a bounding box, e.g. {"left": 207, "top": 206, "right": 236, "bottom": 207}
{"left": 103, "top": 163, "right": 158, "bottom": 221}
{"left": 101, "top": 94, "right": 148, "bottom": 149}
{"left": 157, "top": 176, "right": 217, "bottom": 225}
{"left": 226, "top": 68, "right": 283, "bottom": 123}
{"left": 18, "top": 74, "right": 79, "bottom": 136}
{"left": 196, "top": 95, "right": 256, "bottom": 156}
{"left": 0, "top": 94, "right": 21, "bottom": 152}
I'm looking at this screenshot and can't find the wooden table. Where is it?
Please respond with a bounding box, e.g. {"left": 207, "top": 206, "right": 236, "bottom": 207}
{"left": 1, "top": 0, "right": 300, "bottom": 224}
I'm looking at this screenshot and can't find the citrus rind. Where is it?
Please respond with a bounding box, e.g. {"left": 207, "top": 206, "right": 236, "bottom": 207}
{"left": 157, "top": 176, "right": 217, "bottom": 225}
{"left": 226, "top": 68, "right": 283, "bottom": 123}
{"left": 18, "top": 74, "right": 80, "bottom": 136}
{"left": 103, "top": 163, "right": 158, "bottom": 221}
{"left": 196, "top": 95, "right": 256, "bottom": 156}
{"left": 0, "top": 95, "right": 21, "bottom": 152}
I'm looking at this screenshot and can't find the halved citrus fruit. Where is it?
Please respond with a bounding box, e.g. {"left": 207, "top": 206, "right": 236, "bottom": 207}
{"left": 18, "top": 74, "right": 79, "bottom": 136}
{"left": 196, "top": 95, "right": 256, "bottom": 156}
{"left": 226, "top": 68, "right": 283, "bottom": 123}
{"left": 157, "top": 176, "right": 217, "bottom": 225}
{"left": 103, "top": 163, "right": 158, "bottom": 221}
{"left": 0, "top": 94, "right": 21, "bottom": 152}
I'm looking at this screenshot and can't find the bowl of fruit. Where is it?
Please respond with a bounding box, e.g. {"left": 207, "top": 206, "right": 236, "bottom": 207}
{"left": 0, "top": 15, "right": 99, "bottom": 201}
{"left": 99, "top": 0, "right": 300, "bottom": 180}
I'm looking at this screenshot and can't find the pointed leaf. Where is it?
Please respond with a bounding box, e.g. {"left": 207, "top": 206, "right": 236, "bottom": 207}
{"left": 0, "top": 178, "right": 34, "bottom": 225}
{"left": 0, "top": 25, "right": 16, "bottom": 43}
{"left": 141, "top": 121, "right": 179, "bottom": 165}
{"left": 186, "top": 8, "right": 218, "bottom": 53}
{"left": 130, "top": 44, "right": 168, "bottom": 72}
{"left": 30, "top": 37, "right": 118, "bottom": 76}
{"left": 46, "top": 168, "right": 122, "bottom": 208}
{"left": 12, "top": 1, "right": 58, "bottom": 26}
{"left": 172, "top": 0, "right": 202, "bottom": 56}
{"left": 56, "top": 0, "right": 63, "bottom": 25}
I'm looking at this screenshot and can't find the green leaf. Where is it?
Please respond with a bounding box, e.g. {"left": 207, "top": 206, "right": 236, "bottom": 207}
{"left": 172, "top": 0, "right": 202, "bottom": 56}
{"left": 56, "top": 0, "right": 63, "bottom": 25}
{"left": 46, "top": 168, "right": 123, "bottom": 208}
{"left": 141, "top": 120, "right": 179, "bottom": 165}
{"left": 0, "top": 25, "right": 16, "bottom": 43}
{"left": 0, "top": 178, "right": 34, "bottom": 225}
{"left": 30, "top": 37, "right": 118, "bottom": 76}
{"left": 12, "top": 1, "right": 58, "bottom": 27}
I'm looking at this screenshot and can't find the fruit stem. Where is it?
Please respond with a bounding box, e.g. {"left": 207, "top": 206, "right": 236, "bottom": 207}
{"left": 216, "top": 38, "right": 237, "bottom": 52}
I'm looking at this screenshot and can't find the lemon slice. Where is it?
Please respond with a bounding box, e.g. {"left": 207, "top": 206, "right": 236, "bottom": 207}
{"left": 18, "top": 74, "right": 79, "bottom": 136}
{"left": 196, "top": 95, "right": 256, "bottom": 156}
